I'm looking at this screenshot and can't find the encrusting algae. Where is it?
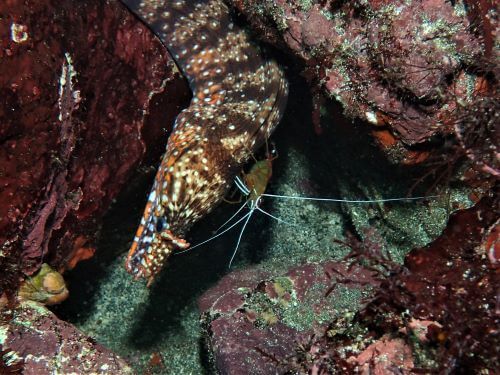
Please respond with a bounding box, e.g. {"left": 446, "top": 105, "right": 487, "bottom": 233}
{"left": 18, "top": 263, "right": 69, "bottom": 305}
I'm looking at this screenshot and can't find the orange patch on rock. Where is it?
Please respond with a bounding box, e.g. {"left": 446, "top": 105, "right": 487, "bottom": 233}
{"left": 66, "top": 236, "right": 95, "bottom": 270}
{"left": 371, "top": 129, "right": 397, "bottom": 148}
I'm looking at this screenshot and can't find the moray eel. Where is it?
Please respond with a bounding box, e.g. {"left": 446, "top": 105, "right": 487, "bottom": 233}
{"left": 121, "top": 0, "right": 288, "bottom": 284}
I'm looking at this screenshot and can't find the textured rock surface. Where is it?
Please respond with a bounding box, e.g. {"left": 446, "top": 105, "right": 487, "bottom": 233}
{"left": 0, "top": 0, "right": 189, "bottom": 282}
{"left": 228, "top": 0, "right": 498, "bottom": 167}
{"left": 199, "top": 261, "right": 378, "bottom": 374}
{"left": 378, "top": 192, "right": 499, "bottom": 371}
{"left": 0, "top": 0, "right": 190, "bottom": 372}
{"left": 199, "top": 192, "right": 498, "bottom": 373}
{"left": 0, "top": 300, "right": 133, "bottom": 374}
{"left": 348, "top": 337, "right": 414, "bottom": 374}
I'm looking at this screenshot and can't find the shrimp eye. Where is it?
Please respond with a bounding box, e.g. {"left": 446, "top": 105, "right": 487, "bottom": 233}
{"left": 156, "top": 217, "right": 167, "bottom": 232}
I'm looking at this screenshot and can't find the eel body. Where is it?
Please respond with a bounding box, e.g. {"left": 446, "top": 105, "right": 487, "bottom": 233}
{"left": 121, "top": 0, "right": 288, "bottom": 283}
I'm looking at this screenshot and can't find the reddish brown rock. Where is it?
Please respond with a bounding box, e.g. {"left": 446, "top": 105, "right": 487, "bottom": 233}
{"left": 229, "top": 0, "right": 497, "bottom": 167}
{"left": 0, "top": 0, "right": 190, "bottom": 289}
{"left": 199, "top": 261, "right": 378, "bottom": 374}
{"left": 200, "top": 191, "right": 498, "bottom": 373}
{"left": 1, "top": 300, "right": 133, "bottom": 374}
{"left": 347, "top": 337, "right": 414, "bottom": 375}
{"left": 360, "top": 191, "right": 499, "bottom": 372}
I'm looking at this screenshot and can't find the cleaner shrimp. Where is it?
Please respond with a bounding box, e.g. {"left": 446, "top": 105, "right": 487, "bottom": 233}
{"left": 178, "top": 147, "right": 433, "bottom": 268}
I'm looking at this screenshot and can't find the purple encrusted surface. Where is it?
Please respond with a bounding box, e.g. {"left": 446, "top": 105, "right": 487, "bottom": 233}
{"left": 0, "top": 0, "right": 190, "bottom": 278}
{"left": 228, "top": 0, "right": 497, "bottom": 166}
{"left": 2, "top": 301, "right": 134, "bottom": 374}
{"left": 199, "top": 261, "right": 378, "bottom": 374}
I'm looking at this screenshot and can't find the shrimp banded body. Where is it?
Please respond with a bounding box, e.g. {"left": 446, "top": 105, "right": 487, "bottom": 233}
{"left": 121, "top": 0, "right": 288, "bottom": 283}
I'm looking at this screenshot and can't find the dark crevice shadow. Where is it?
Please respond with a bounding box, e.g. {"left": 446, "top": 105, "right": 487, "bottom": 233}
{"left": 260, "top": 76, "right": 347, "bottom": 225}
{"left": 263, "top": 74, "right": 434, "bottom": 247}
{"left": 53, "top": 170, "right": 157, "bottom": 324}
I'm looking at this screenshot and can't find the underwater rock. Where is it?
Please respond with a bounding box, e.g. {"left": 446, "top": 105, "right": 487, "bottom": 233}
{"left": 199, "top": 261, "right": 378, "bottom": 374}
{"left": 228, "top": 0, "right": 497, "bottom": 164}
{"left": 0, "top": 300, "right": 133, "bottom": 374}
{"left": 358, "top": 192, "right": 499, "bottom": 372}
{"left": 200, "top": 191, "right": 498, "bottom": 373}
{"left": 347, "top": 337, "right": 414, "bottom": 374}
{"left": 0, "top": 0, "right": 190, "bottom": 286}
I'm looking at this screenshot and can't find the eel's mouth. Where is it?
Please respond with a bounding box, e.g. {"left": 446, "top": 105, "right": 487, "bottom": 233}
{"left": 125, "top": 229, "right": 190, "bottom": 287}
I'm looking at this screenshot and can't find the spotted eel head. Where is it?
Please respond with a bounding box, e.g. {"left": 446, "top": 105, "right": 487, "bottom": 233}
{"left": 125, "top": 188, "right": 189, "bottom": 286}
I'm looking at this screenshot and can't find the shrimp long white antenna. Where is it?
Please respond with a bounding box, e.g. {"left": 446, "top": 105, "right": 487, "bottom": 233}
{"left": 178, "top": 210, "right": 252, "bottom": 253}
{"left": 228, "top": 202, "right": 257, "bottom": 268}
{"left": 177, "top": 162, "right": 436, "bottom": 267}
{"left": 214, "top": 200, "right": 248, "bottom": 233}
{"left": 235, "top": 175, "right": 251, "bottom": 196}
{"left": 262, "top": 193, "right": 436, "bottom": 203}
{"left": 256, "top": 206, "right": 296, "bottom": 226}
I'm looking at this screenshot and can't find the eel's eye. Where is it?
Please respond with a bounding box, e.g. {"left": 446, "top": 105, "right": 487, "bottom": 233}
{"left": 156, "top": 217, "right": 167, "bottom": 232}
